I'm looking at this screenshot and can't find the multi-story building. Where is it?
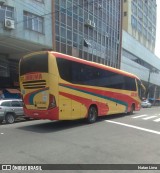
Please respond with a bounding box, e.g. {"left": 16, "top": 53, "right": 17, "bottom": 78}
{"left": 0, "top": 0, "right": 123, "bottom": 90}
{"left": 52, "top": 0, "right": 123, "bottom": 68}
{"left": 123, "top": 0, "right": 156, "bottom": 52}
{"left": 0, "top": 0, "right": 52, "bottom": 88}
{"left": 122, "top": 0, "right": 160, "bottom": 99}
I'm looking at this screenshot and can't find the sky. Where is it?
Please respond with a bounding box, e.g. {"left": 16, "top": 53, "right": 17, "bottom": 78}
{"left": 155, "top": 0, "right": 160, "bottom": 58}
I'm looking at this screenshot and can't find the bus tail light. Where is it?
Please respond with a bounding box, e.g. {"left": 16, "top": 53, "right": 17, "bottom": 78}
{"left": 48, "top": 94, "right": 56, "bottom": 109}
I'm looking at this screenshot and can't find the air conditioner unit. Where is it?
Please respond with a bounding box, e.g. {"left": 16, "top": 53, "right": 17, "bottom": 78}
{"left": 91, "top": 21, "right": 95, "bottom": 28}
{"left": 85, "top": 19, "right": 92, "bottom": 26}
{"left": 4, "top": 19, "right": 15, "bottom": 29}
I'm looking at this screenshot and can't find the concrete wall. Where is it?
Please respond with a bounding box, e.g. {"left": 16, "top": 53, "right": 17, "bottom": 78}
{"left": 121, "top": 31, "right": 160, "bottom": 86}
{"left": 0, "top": 0, "right": 52, "bottom": 47}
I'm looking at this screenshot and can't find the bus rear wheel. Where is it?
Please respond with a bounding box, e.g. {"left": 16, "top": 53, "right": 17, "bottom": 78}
{"left": 87, "top": 106, "right": 97, "bottom": 123}
{"left": 128, "top": 104, "right": 134, "bottom": 115}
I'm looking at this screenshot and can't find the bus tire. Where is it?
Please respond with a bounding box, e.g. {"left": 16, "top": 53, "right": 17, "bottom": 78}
{"left": 128, "top": 104, "right": 134, "bottom": 115}
{"left": 87, "top": 106, "right": 97, "bottom": 123}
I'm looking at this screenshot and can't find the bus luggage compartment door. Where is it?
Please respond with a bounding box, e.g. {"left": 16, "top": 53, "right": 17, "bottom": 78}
{"left": 59, "top": 96, "right": 72, "bottom": 120}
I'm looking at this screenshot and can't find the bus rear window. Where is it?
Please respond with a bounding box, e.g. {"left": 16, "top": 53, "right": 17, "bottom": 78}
{"left": 20, "top": 53, "right": 48, "bottom": 75}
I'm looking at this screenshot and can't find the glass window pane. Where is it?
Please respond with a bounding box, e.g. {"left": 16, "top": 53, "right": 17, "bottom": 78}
{"left": 23, "top": 11, "right": 43, "bottom": 33}
{"left": 61, "top": 27, "right": 66, "bottom": 38}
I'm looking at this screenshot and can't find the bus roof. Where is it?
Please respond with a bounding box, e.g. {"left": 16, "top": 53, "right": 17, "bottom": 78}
{"left": 50, "top": 51, "right": 140, "bottom": 80}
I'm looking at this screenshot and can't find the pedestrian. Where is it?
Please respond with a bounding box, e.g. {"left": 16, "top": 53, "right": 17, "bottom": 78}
{"left": 0, "top": 89, "right": 5, "bottom": 99}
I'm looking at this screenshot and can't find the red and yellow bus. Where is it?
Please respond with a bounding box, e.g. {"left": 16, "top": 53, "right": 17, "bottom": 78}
{"left": 19, "top": 51, "right": 145, "bottom": 123}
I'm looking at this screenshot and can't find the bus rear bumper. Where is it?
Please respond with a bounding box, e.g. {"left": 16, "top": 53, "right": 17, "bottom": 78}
{"left": 24, "top": 107, "right": 59, "bottom": 120}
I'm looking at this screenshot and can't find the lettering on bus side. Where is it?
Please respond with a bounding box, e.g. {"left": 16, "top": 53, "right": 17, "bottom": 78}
{"left": 131, "top": 92, "right": 138, "bottom": 97}
{"left": 24, "top": 73, "right": 42, "bottom": 82}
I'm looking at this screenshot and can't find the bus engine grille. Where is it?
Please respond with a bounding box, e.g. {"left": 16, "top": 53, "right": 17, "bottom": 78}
{"left": 22, "top": 80, "right": 46, "bottom": 89}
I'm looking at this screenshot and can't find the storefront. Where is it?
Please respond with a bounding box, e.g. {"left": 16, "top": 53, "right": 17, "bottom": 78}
{"left": 0, "top": 54, "right": 19, "bottom": 89}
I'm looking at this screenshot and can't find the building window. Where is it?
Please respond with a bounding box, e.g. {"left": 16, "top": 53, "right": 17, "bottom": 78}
{"left": 0, "top": 5, "right": 14, "bottom": 22}
{"left": 138, "top": 9, "right": 143, "bottom": 20}
{"left": 152, "top": 27, "right": 156, "bottom": 35}
{"left": 131, "top": 15, "right": 137, "bottom": 29}
{"left": 144, "top": 4, "right": 148, "bottom": 15}
{"left": 133, "top": 0, "right": 137, "bottom": 3}
{"left": 138, "top": 22, "right": 142, "bottom": 33}
{"left": 23, "top": 11, "right": 44, "bottom": 33}
{"left": 144, "top": 17, "right": 148, "bottom": 27}
{"left": 0, "top": 57, "right": 9, "bottom": 77}
{"left": 148, "top": 33, "right": 151, "bottom": 42}
{"left": 124, "top": 11, "right": 127, "bottom": 16}
{"left": 34, "top": 0, "right": 44, "bottom": 3}
{"left": 84, "top": 39, "right": 91, "bottom": 47}
{"left": 138, "top": 0, "right": 143, "bottom": 8}
{"left": 131, "top": 2, "right": 137, "bottom": 15}
{"left": 143, "top": 28, "right": 147, "bottom": 38}
{"left": 61, "top": 12, "right": 66, "bottom": 24}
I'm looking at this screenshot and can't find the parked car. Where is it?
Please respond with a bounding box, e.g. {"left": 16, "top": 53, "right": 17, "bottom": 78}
{"left": 141, "top": 100, "right": 152, "bottom": 108}
{"left": 0, "top": 99, "right": 24, "bottom": 124}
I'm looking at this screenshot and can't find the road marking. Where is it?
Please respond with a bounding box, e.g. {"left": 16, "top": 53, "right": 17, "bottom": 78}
{"left": 154, "top": 118, "right": 160, "bottom": 122}
{"left": 1, "top": 133, "right": 4, "bottom": 135}
{"left": 132, "top": 114, "right": 148, "bottom": 118}
{"left": 142, "top": 116, "right": 157, "bottom": 120}
{"left": 105, "top": 120, "right": 160, "bottom": 135}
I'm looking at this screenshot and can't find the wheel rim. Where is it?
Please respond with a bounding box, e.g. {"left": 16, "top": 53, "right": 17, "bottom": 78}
{"left": 6, "top": 114, "right": 14, "bottom": 124}
{"left": 88, "top": 107, "right": 97, "bottom": 122}
{"left": 130, "top": 105, "right": 134, "bottom": 114}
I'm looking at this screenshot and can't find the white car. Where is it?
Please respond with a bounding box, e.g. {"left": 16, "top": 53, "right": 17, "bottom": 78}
{"left": 141, "top": 100, "right": 152, "bottom": 108}
{"left": 0, "top": 99, "right": 24, "bottom": 124}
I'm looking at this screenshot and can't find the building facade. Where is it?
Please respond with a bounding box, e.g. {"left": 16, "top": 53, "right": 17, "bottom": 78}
{"left": 122, "top": 0, "right": 160, "bottom": 99}
{"left": 123, "top": 0, "right": 156, "bottom": 52}
{"left": 0, "top": 0, "right": 52, "bottom": 88}
{"left": 52, "top": 0, "right": 123, "bottom": 68}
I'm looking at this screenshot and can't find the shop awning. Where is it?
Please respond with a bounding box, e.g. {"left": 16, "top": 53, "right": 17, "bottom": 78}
{"left": 5, "top": 88, "right": 21, "bottom": 94}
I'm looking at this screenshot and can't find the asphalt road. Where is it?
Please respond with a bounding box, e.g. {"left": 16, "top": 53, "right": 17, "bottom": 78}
{"left": 1, "top": 107, "right": 160, "bottom": 173}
